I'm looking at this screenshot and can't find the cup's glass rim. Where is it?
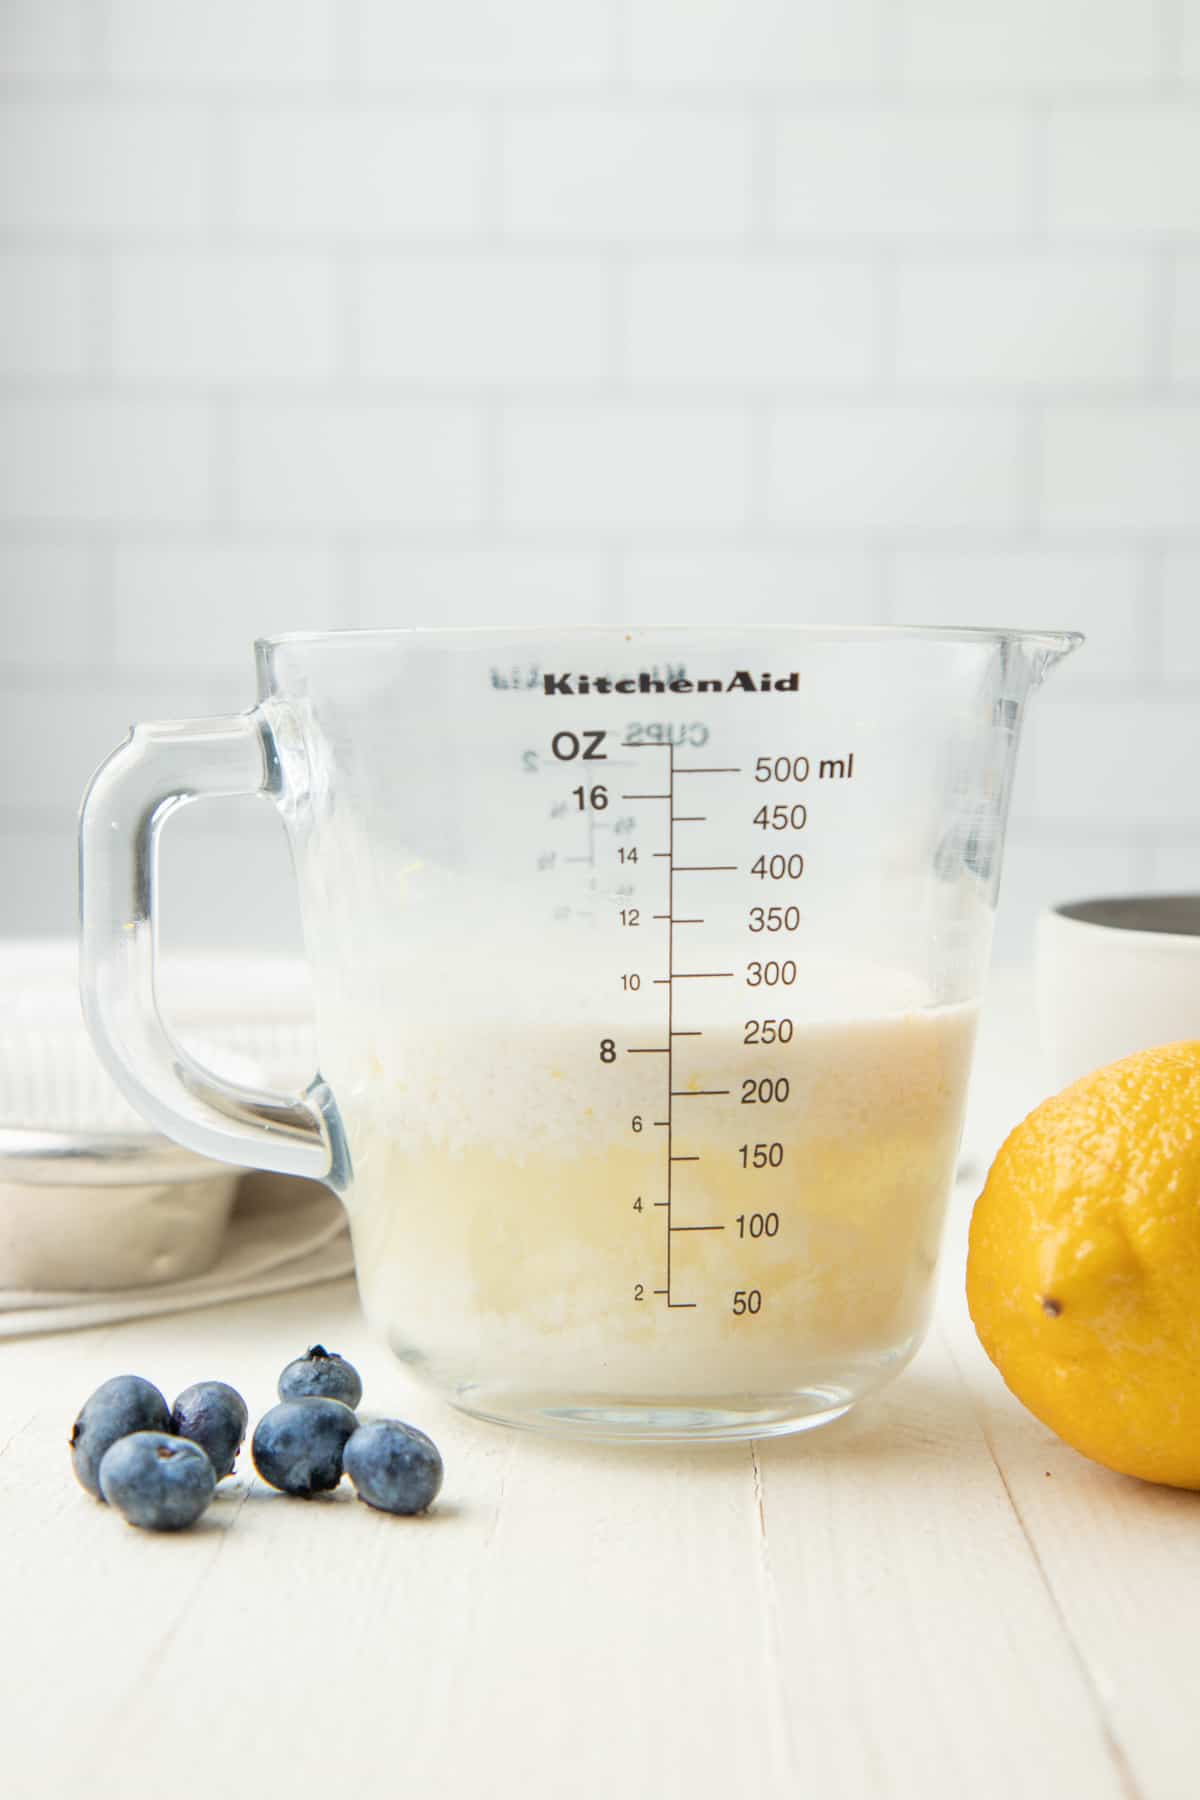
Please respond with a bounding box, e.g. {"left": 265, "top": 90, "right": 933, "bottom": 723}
{"left": 259, "top": 623, "right": 1084, "bottom": 654}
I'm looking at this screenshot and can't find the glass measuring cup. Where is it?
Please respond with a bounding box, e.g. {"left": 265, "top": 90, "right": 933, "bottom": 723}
{"left": 79, "top": 626, "right": 1078, "bottom": 1442}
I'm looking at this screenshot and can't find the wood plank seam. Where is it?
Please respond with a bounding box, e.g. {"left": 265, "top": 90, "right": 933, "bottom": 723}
{"left": 749, "top": 1439, "right": 802, "bottom": 1784}
{"left": 939, "top": 1321, "right": 1146, "bottom": 1800}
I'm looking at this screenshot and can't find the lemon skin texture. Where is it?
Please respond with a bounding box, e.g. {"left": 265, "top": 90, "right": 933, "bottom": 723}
{"left": 967, "top": 1041, "right": 1200, "bottom": 1489}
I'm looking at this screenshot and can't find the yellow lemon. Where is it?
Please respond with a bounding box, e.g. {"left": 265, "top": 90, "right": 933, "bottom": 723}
{"left": 967, "top": 1041, "right": 1200, "bottom": 1489}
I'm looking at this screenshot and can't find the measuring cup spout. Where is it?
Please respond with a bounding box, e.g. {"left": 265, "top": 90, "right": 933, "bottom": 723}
{"left": 1015, "top": 629, "right": 1084, "bottom": 694}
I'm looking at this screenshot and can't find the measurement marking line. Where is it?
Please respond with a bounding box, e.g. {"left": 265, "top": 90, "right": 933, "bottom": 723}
{"left": 653, "top": 852, "right": 671, "bottom": 859}
{"left": 666, "top": 740, "right": 675, "bottom": 1305}
{"left": 671, "top": 1089, "right": 730, "bottom": 1097}
{"left": 653, "top": 1120, "right": 669, "bottom": 1127}
{"left": 652, "top": 912, "right": 671, "bottom": 919}
{"left": 673, "top": 971, "right": 733, "bottom": 980}
{"left": 671, "top": 1029, "right": 702, "bottom": 1037}
{"left": 670, "top": 1155, "right": 700, "bottom": 1163}
{"left": 675, "top": 767, "right": 741, "bottom": 774}
{"left": 674, "top": 865, "right": 737, "bottom": 872}
{"left": 627, "top": 1047, "right": 668, "bottom": 1054}
{"left": 672, "top": 815, "right": 706, "bottom": 822}
{"left": 670, "top": 1225, "right": 726, "bottom": 1232}
{"left": 652, "top": 1288, "right": 668, "bottom": 1295}
{"left": 652, "top": 978, "right": 670, "bottom": 985}
{"left": 668, "top": 1301, "right": 698, "bottom": 1309}
{"left": 621, "top": 792, "right": 670, "bottom": 800}
{"left": 653, "top": 1202, "right": 670, "bottom": 1208}
{"left": 675, "top": 917, "right": 704, "bottom": 924}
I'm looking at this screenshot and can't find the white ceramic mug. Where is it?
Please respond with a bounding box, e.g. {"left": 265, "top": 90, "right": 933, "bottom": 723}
{"left": 1036, "top": 895, "right": 1200, "bottom": 1090}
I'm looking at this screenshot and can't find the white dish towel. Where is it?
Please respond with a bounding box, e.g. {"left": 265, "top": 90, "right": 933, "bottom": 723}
{"left": 0, "top": 1172, "right": 355, "bottom": 1339}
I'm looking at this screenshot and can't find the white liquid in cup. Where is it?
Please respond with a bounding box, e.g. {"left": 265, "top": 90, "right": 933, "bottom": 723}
{"left": 332, "top": 964, "right": 976, "bottom": 1430}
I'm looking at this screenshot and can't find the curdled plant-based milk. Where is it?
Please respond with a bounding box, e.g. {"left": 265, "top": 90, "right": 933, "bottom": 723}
{"left": 335, "top": 976, "right": 976, "bottom": 1431}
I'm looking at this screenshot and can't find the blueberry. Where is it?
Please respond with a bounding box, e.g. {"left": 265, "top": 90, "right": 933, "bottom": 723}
{"left": 344, "top": 1420, "right": 443, "bottom": 1517}
{"left": 277, "top": 1344, "right": 363, "bottom": 1410}
{"left": 252, "top": 1398, "right": 358, "bottom": 1497}
{"left": 70, "top": 1375, "right": 172, "bottom": 1500}
{"left": 171, "top": 1381, "right": 248, "bottom": 1480}
{"left": 98, "top": 1432, "right": 216, "bottom": 1531}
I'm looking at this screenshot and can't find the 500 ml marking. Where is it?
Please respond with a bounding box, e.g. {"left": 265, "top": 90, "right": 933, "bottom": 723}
{"left": 548, "top": 729, "right": 856, "bottom": 1316}
{"left": 615, "top": 737, "right": 743, "bottom": 1310}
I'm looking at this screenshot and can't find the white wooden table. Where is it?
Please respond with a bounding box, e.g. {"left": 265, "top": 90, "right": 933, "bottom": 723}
{"left": 2, "top": 985, "right": 1197, "bottom": 1800}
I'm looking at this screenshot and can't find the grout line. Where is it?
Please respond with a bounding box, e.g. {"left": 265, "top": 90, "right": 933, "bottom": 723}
{"left": 2, "top": 521, "right": 1200, "bottom": 554}
{"left": 749, "top": 106, "right": 774, "bottom": 245}
{"left": 748, "top": 1441, "right": 801, "bottom": 1786}
{"left": 1021, "top": 404, "right": 1044, "bottom": 535}
{"left": 939, "top": 1321, "right": 1145, "bottom": 1800}
{"left": 875, "top": 247, "right": 898, "bottom": 390}
{"left": 90, "top": 529, "right": 117, "bottom": 664}
{"left": 481, "top": 400, "right": 505, "bottom": 530}
{"left": 209, "top": 392, "right": 236, "bottom": 526}
{"left": 1157, "top": 0, "right": 1187, "bottom": 89}
{"left": 81, "top": 0, "right": 109, "bottom": 79}
{"left": 4, "top": 227, "right": 1200, "bottom": 256}
{"left": 337, "top": 534, "right": 361, "bottom": 628}
{"left": 1, "top": 75, "right": 1195, "bottom": 105}
{"left": 873, "top": 546, "right": 894, "bottom": 624}
{"left": 1148, "top": 248, "right": 1177, "bottom": 394}
{"left": 480, "top": 102, "right": 506, "bottom": 246}
{"left": 875, "top": 0, "right": 902, "bottom": 90}
{"left": 604, "top": 545, "right": 627, "bottom": 621}
{"left": 1028, "top": 97, "right": 1052, "bottom": 244}
{"left": 746, "top": 403, "right": 771, "bottom": 530}
{"left": 1139, "top": 541, "right": 1168, "bottom": 679}
{"left": 610, "top": 0, "right": 633, "bottom": 86}
{"left": 84, "top": 245, "right": 113, "bottom": 379}
{"left": 336, "top": 253, "right": 360, "bottom": 385}
{"left": 210, "top": 95, "right": 238, "bottom": 246}
{"left": 11, "top": 376, "right": 1195, "bottom": 409}
{"left": 334, "top": 0, "right": 362, "bottom": 90}
{"left": 608, "top": 259, "right": 628, "bottom": 392}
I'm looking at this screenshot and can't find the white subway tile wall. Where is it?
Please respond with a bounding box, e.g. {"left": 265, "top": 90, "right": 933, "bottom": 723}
{"left": 0, "top": 0, "right": 1196, "bottom": 962}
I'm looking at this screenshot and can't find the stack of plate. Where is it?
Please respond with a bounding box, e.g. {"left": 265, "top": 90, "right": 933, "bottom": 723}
{"left": 0, "top": 941, "right": 316, "bottom": 1293}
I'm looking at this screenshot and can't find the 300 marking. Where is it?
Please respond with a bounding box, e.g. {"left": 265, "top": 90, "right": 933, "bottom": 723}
{"left": 747, "top": 960, "right": 797, "bottom": 988}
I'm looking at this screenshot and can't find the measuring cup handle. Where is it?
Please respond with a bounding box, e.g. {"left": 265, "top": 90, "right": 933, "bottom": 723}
{"left": 79, "top": 710, "right": 346, "bottom": 1188}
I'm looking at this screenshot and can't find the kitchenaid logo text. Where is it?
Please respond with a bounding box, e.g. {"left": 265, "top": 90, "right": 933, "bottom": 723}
{"left": 541, "top": 670, "right": 800, "bottom": 696}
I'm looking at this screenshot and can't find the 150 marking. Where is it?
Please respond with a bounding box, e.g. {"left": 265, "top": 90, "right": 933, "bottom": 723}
{"left": 539, "top": 730, "right": 856, "bottom": 1318}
